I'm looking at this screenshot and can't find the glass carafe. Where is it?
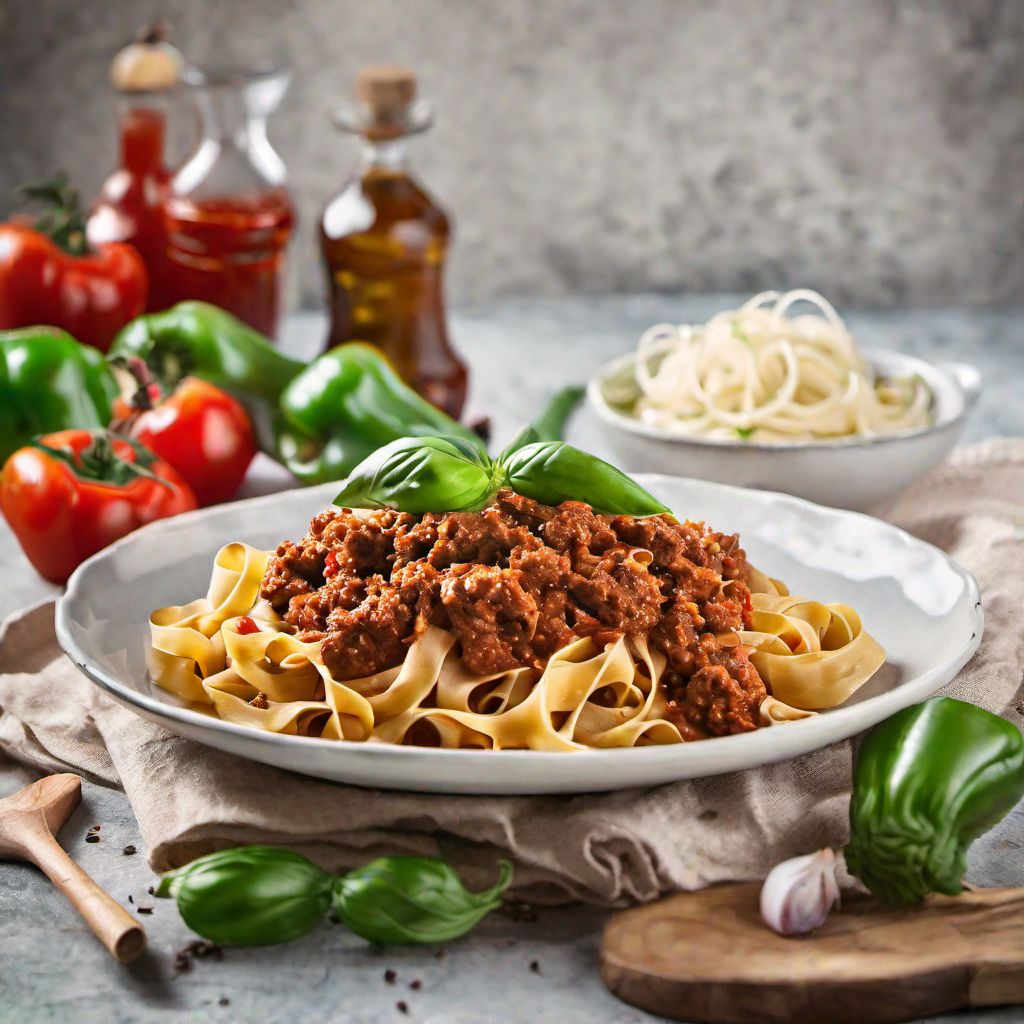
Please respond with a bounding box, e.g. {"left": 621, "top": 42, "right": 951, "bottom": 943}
{"left": 163, "top": 62, "right": 294, "bottom": 338}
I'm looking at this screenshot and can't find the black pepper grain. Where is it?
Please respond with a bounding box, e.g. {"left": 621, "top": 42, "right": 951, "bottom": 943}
{"left": 409, "top": 979, "right": 422, "bottom": 991}
{"left": 219, "top": 997, "right": 230, "bottom": 1007}
{"left": 501, "top": 900, "right": 538, "bottom": 923}
{"left": 188, "top": 939, "right": 224, "bottom": 961}
{"left": 84, "top": 834, "right": 100, "bottom": 844}
{"left": 396, "top": 1001, "right": 409, "bottom": 1015}
{"left": 137, "top": 906, "right": 154, "bottom": 915}
{"left": 123, "top": 844, "right": 137, "bottom": 856}
{"left": 529, "top": 960, "right": 541, "bottom": 974}
{"left": 384, "top": 968, "right": 397, "bottom": 984}
{"left": 173, "top": 939, "right": 224, "bottom": 977}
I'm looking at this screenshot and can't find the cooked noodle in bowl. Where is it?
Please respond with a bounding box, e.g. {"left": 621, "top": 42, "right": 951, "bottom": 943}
{"left": 618, "top": 289, "right": 931, "bottom": 443}
{"left": 147, "top": 492, "right": 886, "bottom": 752}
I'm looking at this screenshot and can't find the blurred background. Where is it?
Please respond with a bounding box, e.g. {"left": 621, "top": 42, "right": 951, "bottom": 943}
{"left": 2, "top": 0, "right": 1022, "bottom": 311}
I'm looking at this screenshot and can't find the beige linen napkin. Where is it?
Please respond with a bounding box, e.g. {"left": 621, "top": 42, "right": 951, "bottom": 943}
{"left": 1, "top": 439, "right": 1022, "bottom": 905}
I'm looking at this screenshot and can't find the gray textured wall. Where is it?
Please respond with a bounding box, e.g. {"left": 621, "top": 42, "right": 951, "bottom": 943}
{"left": 2, "top": 0, "right": 1022, "bottom": 310}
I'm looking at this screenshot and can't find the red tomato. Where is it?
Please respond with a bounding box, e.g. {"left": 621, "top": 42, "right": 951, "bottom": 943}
{"left": 114, "top": 377, "right": 255, "bottom": 506}
{"left": 0, "top": 221, "right": 147, "bottom": 352}
{"left": 0, "top": 429, "right": 196, "bottom": 584}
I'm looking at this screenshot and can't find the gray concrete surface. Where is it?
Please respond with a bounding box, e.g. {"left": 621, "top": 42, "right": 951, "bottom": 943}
{"left": 1, "top": 296, "right": 1023, "bottom": 1022}
{"left": 2, "top": 1, "right": 1024, "bottom": 309}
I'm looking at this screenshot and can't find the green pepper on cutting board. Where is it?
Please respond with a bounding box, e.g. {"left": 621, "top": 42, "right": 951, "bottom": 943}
{"left": 276, "top": 341, "right": 485, "bottom": 484}
{"left": 0, "top": 327, "right": 120, "bottom": 465}
{"left": 109, "top": 301, "right": 304, "bottom": 453}
{"left": 845, "top": 696, "right": 1024, "bottom": 905}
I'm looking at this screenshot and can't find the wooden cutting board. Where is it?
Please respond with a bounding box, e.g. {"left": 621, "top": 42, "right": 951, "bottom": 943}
{"left": 600, "top": 882, "right": 1024, "bottom": 1024}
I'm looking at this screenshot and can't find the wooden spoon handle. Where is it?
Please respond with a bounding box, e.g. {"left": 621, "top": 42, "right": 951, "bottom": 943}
{"left": 27, "top": 831, "right": 146, "bottom": 963}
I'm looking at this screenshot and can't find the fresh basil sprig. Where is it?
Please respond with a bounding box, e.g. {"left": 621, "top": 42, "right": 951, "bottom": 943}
{"left": 156, "top": 847, "right": 511, "bottom": 947}
{"left": 333, "top": 435, "right": 669, "bottom": 517}
{"left": 333, "top": 435, "right": 501, "bottom": 513}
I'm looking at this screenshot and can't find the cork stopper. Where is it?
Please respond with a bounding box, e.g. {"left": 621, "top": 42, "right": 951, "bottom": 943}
{"left": 338, "top": 65, "right": 431, "bottom": 140}
{"left": 356, "top": 66, "right": 417, "bottom": 121}
{"left": 110, "top": 22, "right": 183, "bottom": 93}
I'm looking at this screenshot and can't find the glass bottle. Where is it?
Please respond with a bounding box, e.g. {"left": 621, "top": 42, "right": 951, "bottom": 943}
{"left": 163, "top": 61, "right": 294, "bottom": 338}
{"left": 87, "top": 26, "right": 181, "bottom": 312}
{"left": 320, "top": 66, "right": 467, "bottom": 419}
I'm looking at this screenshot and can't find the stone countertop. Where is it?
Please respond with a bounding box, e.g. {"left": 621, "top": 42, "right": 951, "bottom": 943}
{"left": 1, "top": 295, "right": 1022, "bottom": 1024}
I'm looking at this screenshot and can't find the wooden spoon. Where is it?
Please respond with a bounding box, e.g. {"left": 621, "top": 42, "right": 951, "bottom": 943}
{"left": 0, "top": 773, "right": 146, "bottom": 963}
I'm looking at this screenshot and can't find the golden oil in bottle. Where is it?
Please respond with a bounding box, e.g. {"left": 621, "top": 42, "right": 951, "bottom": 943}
{"left": 319, "top": 66, "right": 467, "bottom": 419}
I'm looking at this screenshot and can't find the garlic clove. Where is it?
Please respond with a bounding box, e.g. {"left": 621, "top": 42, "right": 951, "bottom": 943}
{"left": 760, "top": 847, "right": 841, "bottom": 937}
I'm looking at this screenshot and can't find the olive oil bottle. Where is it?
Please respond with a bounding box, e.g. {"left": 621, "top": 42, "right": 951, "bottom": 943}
{"left": 319, "top": 66, "right": 467, "bottom": 419}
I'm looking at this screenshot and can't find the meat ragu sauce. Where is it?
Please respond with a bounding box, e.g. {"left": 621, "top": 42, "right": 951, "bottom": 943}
{"left": 259, "top": 490, "right": 766, "bottom": 739}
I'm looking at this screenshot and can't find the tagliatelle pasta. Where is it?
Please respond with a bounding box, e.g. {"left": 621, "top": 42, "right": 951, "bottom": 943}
{"left": 147, "top": 540, "right": 885, "bottom": 750}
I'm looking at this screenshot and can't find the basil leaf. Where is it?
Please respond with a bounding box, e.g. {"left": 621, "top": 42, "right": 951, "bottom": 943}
{"left": 332, "top": 857, "right": 512, "bottom": 945}
{"left": 333, "top": 436, "right": 496, "bottom": 513}
{"left": 501, "top": 441, "right": 670, "bottom": 516}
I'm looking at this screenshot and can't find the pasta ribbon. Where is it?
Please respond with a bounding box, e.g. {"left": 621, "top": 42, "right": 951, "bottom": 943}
{"left": 146, "top": 544, "right": 885, "bottom": 748}
{"left": 740, "top": 592, "right": 886, "bottom": 710}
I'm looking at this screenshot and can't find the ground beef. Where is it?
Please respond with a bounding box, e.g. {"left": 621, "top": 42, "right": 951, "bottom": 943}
{"left": 260, "top": 489, "right": 763, "bottom": 734}
{"left": 666, "top": 635, "right": 766, "bottom": 738}
{"left": 440, "top": 565, "right": 539, "bottom": 674}
{"left": 319, "top": 576, "right": 415, "bottom": 680}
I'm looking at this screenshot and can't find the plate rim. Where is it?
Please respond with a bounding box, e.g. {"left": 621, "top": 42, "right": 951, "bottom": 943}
{"left": 54, "top": 474, "right": 984, "bottom": 772}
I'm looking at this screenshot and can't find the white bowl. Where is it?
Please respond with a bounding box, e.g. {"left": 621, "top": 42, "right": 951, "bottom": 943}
{"left": 55, "top": 475, "right": 982, "bottom": 794}
{"left": 587, "top": 349, "right": 980, "bottom": 511}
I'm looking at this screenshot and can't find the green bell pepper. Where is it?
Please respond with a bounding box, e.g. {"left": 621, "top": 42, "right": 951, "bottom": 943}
{"left": 110, "top": 302, "right": 585, "bottom": 489}
{"left": 845, "top": 696, "right": 1024, "bottom": 904}
{"left": 276, "top": 342, "right": 484, "bottom": 485}
{"left": 0, "top": 327, "right": 119, "bottom": 465}
{"left": 109, "top": 301, "right": 304, "bottom": 453}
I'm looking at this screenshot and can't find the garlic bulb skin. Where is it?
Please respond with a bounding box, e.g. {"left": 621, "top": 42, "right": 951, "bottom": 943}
{"left": 760, "top": 847, "right": 841, "bottom": 936}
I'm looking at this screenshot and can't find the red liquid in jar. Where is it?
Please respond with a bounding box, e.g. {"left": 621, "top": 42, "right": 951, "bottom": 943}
{"left": 163, "top": 188, "right": 294, "bottom": 338}
{"left": 87, "top": 106, "right": 172, "bottom": 311}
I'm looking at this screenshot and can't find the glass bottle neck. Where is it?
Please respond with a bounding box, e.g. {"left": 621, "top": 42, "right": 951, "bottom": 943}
{"left": 195, "top": 83, "right": 252, "bottom": 146}
{"left": 117, "top": 95, "right": 167, "bottom": 172}
{"left": 360, "top": 138, "right": 412, "bottom": 173}
{"left": 181, "top": 82, "right": 287, "bottom": 190}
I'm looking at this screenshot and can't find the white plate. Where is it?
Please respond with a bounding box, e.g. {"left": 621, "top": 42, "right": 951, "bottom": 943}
{"left": 55, "top": 477, "right": 982, "bottom": 795}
